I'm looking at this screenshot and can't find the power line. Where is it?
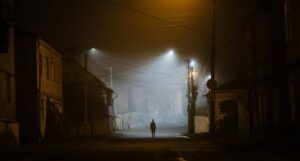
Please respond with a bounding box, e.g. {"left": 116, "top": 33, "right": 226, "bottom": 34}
{"left": 80, "top": 56, "right": 187, "bottom": 86}
{"left": 94, "top": 0, "right": 239, "bottom": 43}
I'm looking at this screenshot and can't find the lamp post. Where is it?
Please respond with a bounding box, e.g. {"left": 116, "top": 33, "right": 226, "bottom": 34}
{"left": 84, "top": 52, "right": 88, "bottom": 137}
{"left": 83, "top": 48, "right": 97, "bottom": 137}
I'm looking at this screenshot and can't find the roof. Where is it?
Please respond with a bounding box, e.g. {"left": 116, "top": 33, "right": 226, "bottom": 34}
{"left": 14, "top": 26, "right": 64, "bottom": 55}
{"left": 216, "top": 75, "right": 248, "bottom": 91}
{"left": 63, "top": 57, "right": 115, "bottom": 93}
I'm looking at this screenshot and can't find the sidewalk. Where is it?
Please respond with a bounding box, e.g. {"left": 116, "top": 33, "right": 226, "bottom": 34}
{"left": 211, "top": 138, "right": 299, "bottom": 161}
{"left": 0, "top": 140, "right": 96, "bottom": 161}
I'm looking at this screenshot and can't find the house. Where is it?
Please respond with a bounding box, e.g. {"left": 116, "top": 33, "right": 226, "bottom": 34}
{"left": 246, "top": 0, "right": 300, "bottom": 141}
{"left": 212, "top": 77, "right": 249, "bottom": 138}
{"left": 0, "top": 0, "right": 19, "bottom": 146}
{"left": 62, "top": 57, "right": 114, "bottom": 137}
{"left": 14, "top": 30, "right": 63, "bottom": 144}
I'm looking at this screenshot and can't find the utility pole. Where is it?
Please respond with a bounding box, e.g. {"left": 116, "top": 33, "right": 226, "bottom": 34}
{"left": 109, "top": 67, "right": 113, "bottom": 89}
{"left": 190, "top": 67, "right": 197, "bottom": 134}
{"left": 187, "top": 58, "right": 191, "bottom": 134}
{"left": 208, "top": 0, "right": 217, "bottom": 136}
{"left": 84, "top": 53, "right": 88, "bottom": 137}
{"left": 187, "top": 58, "right": 197, "bottom": 135}
{"left": 109, "top": 67, "right": 116, "bottom": 133}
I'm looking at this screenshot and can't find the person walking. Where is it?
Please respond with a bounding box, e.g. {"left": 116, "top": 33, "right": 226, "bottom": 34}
{"left": 150, "top": 119, "right": 156, "bottom": 138}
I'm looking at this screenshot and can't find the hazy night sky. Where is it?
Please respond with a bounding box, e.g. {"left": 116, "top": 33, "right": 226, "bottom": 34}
{"left": 13, "top": 0, "right": 262, "bottom": 83}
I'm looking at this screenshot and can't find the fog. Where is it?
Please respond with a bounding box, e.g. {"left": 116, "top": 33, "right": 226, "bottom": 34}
{"left": 76, "top": 50, "right": 189, "bottom": 130}
{"left": 113, "top": 50, "right": 188, "bottom": 130}
{"left": 74, "top": 48, "right": 211, "bottom": 134}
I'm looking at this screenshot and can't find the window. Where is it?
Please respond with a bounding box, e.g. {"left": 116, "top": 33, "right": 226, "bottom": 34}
{"left": 50, "top": 59, "right": 55, "bottom": 82}
{"left": 6, "top": 74, "right": 11, "bottom": 102}
{"left": 0, "top": 73, "right": 5, "bottom": 102}
{"left": 0, "top": 72, "right": 12, "bottom": 102}
{"left": 39, "top": 54, "right": 43, "bottom": 77}
{"left": 53, "top": 61, "right": 58, "bottom": 83}
{"left": 45, "top": 57, "right": 50, "bottom": 80}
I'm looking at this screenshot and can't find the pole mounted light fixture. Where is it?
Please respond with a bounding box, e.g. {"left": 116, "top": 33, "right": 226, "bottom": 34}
{"left": 168, "top": 49, "right": 175, "bottom": 55}
{"left": 84, "top": 47, "right": 99, "bottom": 137}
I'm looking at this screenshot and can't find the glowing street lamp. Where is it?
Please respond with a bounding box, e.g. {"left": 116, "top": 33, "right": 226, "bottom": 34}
{"left": 84, "top": 47, "right": 99, "bottom": 137}
{"left": 90, "top": 48, "right": 97, "bottom": 52}
{"left": 168, "top": 49, "right": 175, "bottom": 55}
{"left": 190, "top": 60, "right": 196, "bottom": 67}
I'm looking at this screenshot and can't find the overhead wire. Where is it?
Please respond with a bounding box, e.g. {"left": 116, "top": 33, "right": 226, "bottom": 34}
{"left": 94, "top": 0, "right": 240, "bottom": 44}
{"left": 77, "top": 55, "right": 187, "bottom": 87}
{"left": 78, "top": 0, "right": 250, "bottom": 91}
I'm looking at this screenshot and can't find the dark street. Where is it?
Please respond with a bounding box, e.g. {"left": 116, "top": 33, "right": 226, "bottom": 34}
{"left": 1, "top": 124, "right": 297, "bottom": 161}
{"left": 1, "top": 0, "right": 300, "bottom": 161}
{"left": 0, "top": 137, "right": 288, "bottom": 161}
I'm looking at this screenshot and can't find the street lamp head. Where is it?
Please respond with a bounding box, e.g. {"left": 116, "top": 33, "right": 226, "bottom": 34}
{"left": 190, "top": 60, "right": 196, "bottom": 67}
{"left": 167, "top": 49, "right": 175, "bottom": 56}
{"left": 87, "top": 48, "right": 101, "bottom": 56}
{"left": 89, "top": 48, "right": 97, "bottom": 53}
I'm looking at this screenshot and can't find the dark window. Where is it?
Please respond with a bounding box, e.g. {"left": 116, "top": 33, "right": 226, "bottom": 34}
{"left": 220, "top": 99, "right": 238, "bottom": 114}
{"left": 6, "top": 74, "right": 11, "bottom": 102}
{"left": 39, "top": 54, "right": 43, "bottom": 77}
{"left": 46, "top": 57, "right": 50, "bottom": 80}
{"left": 219, "top": 99, "right": 238, "bottom": 136}
{"left": 0, "top": 20, "right": 8, "bottom": 53}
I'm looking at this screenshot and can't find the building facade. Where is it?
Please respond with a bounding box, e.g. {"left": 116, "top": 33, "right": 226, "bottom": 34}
{"left": 206, "top": 77, "right": 249, "bottom": 138}
{"left": 63, "top": 57, "right": 114, "bottom": 137}
{"left": 214, "top": 90, "right": 249, "bottom": 138}
{"left": 14, "top": 31, "right": 63, "bottom": 144}
{"left": 0, "top": 0, "right": 19, "bottom": 146}
{"left": 246, "top": 0, "right": 300, "bottom": 141}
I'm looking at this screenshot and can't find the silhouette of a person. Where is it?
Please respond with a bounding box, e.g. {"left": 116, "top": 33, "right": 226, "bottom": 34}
{"left": 150, "top": 119, "right": 156, "bottom": 138}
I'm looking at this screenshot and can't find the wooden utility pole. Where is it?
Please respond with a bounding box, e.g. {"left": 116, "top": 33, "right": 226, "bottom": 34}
{"left": 84, "top": 53, "right": 88, "bottom": 137}
{"left": 209, "top": 0, "right": 216, "bottom": 136}
{"left": 190, "top": 67, "right": 196, "bottom": 134}
{"left": 187, "top": 58, "right": 192, "bottom": 134}
{"left": 187, "top": 59, "right": 197, "bottom": 135}
{"left": 109, "top": 67, "right": 116, "bottom": 133}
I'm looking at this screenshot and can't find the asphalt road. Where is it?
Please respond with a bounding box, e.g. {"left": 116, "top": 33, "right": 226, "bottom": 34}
{"left": 116, "top": 122, "right": 188, "bottom": 139}
{"left": 0, "top": 125, "right": 287, "bottom": 161}
{"left": 1, "top": 137, "right": 286, "bottom": 161}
